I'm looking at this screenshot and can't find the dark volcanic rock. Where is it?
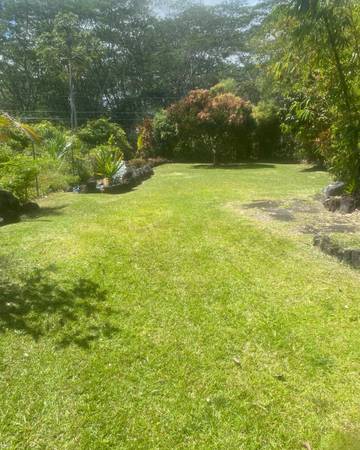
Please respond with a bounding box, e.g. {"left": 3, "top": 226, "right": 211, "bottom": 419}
{"left": 323, "top": 193, "right": 357, "bottom": 214}
{"left": 21, "top": 201, "right": 40, "bottom": 215}
{"left": 339, "top": 196, "right": 356, "bottom": 214}
{"left": 86, "top": 178, "right": 98, "bottom": 193}
{"left": 324, "top": 181, "right": 345, "bottom": 198}
{"left": 323, "top": 196, "right": 341, "bottom": 212}
{"left": 313, "top": 235, "right": 340, "bottom": 256}
{"left": 0, "top": 190, "right": 21, "bottom": 224}
{"left": 313, "top": 234, "right": 360, "bottom": 269}
{"left": 351, "top": 250, "right": 360, "bottom": 269}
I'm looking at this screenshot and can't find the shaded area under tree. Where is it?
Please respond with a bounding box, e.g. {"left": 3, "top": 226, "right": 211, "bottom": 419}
{"left": 0, "top": 266, "right": 119, "bottom": 348}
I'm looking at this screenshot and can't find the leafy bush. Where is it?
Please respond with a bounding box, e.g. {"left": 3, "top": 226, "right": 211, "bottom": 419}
{"left": 325, "top": 123, "right": 360, "bottom": 192}
{"left": 0, "top": 154, "right": 40, "bottom": 202}
{"left": 252, "top": 101, "right": 282, "bottom": 160}
{"left": 0, "top": 144, "right": 14, "bottom": 164}
{"left": 137, "top": 112, "right": 178, "bottom": 160}
{"left": 0, "top": 117, "right": 42, "bottom": 201}
{"left": 210, "top": 78, "right": 238, "bottom": 96}
{"left": 33, "top": 121, "right": 69, "bottom": 159}
{"left": 140, "top": 88, "right": 255, "bottom": 164}
{"left": 78, "top": 118, "right": 132, "bottom": 160}
{"left": 38, "top": 157, "right": 79, "bottom": 194}
{"left": 0, "top": 114, "right": 41, "bottom": 152}
{"left": 137, "top": 119, "right": 155, "bottom": 159}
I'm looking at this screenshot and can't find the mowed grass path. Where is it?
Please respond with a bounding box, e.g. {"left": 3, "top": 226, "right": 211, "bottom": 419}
{"left": 1, "top": 163, "right": 360, "bottom": 449}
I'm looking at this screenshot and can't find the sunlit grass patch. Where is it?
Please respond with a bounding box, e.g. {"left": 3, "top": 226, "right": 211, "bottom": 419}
{"left": 1, "top": 163, "right": 360, "bottom": 449}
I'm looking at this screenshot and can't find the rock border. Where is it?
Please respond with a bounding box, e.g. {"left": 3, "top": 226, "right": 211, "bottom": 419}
{"left": 75, "top": 158, "right": 170, "bottom": 195}
{"left": 313, "top": 234, "right": 360, "bottom": 269}
{"left": 322, "top": 181, "right": 359, "bottom": 214}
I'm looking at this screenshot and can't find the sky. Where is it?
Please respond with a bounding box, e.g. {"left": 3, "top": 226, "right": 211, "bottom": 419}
{"left": 203, "top": 0, "right": 260, "bottom": 4}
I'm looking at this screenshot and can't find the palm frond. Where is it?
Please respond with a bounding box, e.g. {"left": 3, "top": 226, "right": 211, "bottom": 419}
{"left": 0, "top": 113, "right": 42, "bottom": 144}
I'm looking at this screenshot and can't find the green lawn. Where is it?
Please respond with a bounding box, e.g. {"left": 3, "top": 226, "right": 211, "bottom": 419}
{"left": 1, "top": 163, "right": 360, "bottom": 449}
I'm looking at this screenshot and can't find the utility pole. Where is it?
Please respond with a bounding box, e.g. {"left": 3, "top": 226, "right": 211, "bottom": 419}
{"left": 66, "top": 32, "right": 77, "bottom": 175}
{"left": 66, "top": 33, "right": 77, "bottom": 131}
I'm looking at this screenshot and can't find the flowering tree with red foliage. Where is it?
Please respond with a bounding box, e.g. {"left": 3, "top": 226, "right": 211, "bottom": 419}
{"left": 196, "top": 93, "right": 254, "bottom": 164}
{"left": 149, "top": 89, "right": 255, "bottom": 164}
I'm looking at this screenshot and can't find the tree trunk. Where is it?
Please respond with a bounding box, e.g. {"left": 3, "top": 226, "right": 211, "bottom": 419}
{"left": 68, "top": 58, "right": 77, "bottom": 175}
{"left": 213, "top": 148, "right": 217, "bottom": 166}
{"left": 68, "top": 61, "right": 77, "bottom": 130}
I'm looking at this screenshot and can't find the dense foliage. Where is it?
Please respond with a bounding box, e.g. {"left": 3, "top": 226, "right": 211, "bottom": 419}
{"left": 0, "top": 0, "right": 257, "bottom": 130}
{"left": 1, "top": 0, "right": 360, "bottom": 193}
{"left": 257, "top": 0, "right": 360, "bottom": 190}
{"left": 138, "top": 87, "right": 256, "bottom": 164}
{"left": 0, "top": 115, "right": 129, "bottom": 201}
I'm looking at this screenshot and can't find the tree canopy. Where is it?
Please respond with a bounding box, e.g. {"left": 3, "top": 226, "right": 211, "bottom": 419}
{"left": 1, "top": 0, "right": 360, "bottom": 192}
{"left": 0, "top": 0, "right": 257, "bottom": 130}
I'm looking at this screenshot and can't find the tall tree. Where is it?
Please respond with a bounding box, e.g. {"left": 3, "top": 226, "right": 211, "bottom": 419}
{"left": 36, "top": 12, "right": 103, "bottom": 129}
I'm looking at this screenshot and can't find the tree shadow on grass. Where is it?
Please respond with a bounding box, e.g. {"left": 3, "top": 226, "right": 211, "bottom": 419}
{"left": 192, "top": 163, "right": 276, "bottom": 170}
{"left": 0, "top": 205, "right": 70, "bottom": 227}
{"left": 300, "top": 165, "right": 327, "bottom": 172}
{"left": 0, "top": 266, "right": 119, "bottom": 349}
{"left": 26, "top": 204, "right": 69, "bottom": 218}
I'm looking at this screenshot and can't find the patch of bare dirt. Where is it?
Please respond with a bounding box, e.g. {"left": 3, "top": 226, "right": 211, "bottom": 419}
{"left": 228, "top": 197, "right": 360, "bottom": 236}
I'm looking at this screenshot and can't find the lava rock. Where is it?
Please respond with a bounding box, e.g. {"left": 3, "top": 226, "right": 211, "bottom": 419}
{"left": 21, "top": 201, "right": 40, "bottom": 215}
{"left": 324, "top": 181, "right": 345, "bottom": 198}
{"left": 86, "top": 178, "right": 98, "bottom": 193}
{"left": 313, "top": 234, "right": 340, "bottom": 256}
{"left": 323, "top": 196, "right": 341, "bottom": 212}
{"left": 314, "top": 234, "right": 360, "bottom": 269}
{"left": 0, "top": 190, "right": 21, "bottom": 224}
{"left": 351, "top": 250, "right": 360, "bottom": 268}
{"left": 342, "top": 249, "right": 353, "bottom": 264}
{"left": 339, "top": 196, "right": 356, "bottom": 214}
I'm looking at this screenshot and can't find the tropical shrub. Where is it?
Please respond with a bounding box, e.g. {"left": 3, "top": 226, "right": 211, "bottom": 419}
{"left": 325, "top": 122, "right": 360, "bottom": 192}
{"left": 137, "top": 119, "right": 156, "bottom": 159}
{"left": 263, "top": 0, "right": 360, "bottom": 190}
{"left": 78, "top": 118, "right": 132, "bottom": 160}
{"left": 0, "top": 118, "right": 81, "bottom": 200}
{"left": 0, "top": 153, "right": 40, "bottom": 202}
{"left": 91, "top": 137, "right": 124, "bottom": 178}
{"left": 210, "top": 78, "right": 238, "bottom": 96}
{"left": 252, "top": 101, "right": 282, "bottom": 160}
{"left": 33, "top": 121, "right": 69, "bottom": 158}
{"left": 38, "top": 157, "right": 79, "bottom": 194}
{"left": 0, "top": 114, "right": 41, "bottom": 149}
{"left": 140, "top": 88, "right": 255, "bottom": 164}
{"left": 137, "top": 112, "right": 177, "bottom": 160}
